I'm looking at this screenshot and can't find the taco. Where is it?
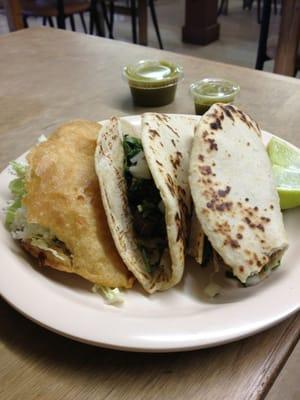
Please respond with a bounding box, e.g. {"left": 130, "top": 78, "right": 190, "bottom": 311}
{"left": 95, "top": 113, "right": 204, "bottom": 293}
{"left": 6, "top": 120, "right": 133, "bottom": 291}
{"left": 189, "top": 104, "right": 288, "bottom": 285}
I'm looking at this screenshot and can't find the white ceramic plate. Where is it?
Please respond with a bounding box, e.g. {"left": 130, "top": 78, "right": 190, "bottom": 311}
{"left": 0, "top": 115, "right": 299, "bottom": 353}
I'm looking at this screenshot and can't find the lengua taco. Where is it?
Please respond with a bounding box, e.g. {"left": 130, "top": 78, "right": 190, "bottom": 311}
{"left": 189, "top": 104, "right": 288, "bottom": 285}
{"left": 95, "top": 113, "right": 204, "bottom": 293}
{"left": 6, "top": 120, "right": 134, "bottom": 297}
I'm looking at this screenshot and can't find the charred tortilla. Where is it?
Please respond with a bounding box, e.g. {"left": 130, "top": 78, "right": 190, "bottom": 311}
{"left": 189, "top": 104, "right": 288, "bottom": 283}
{"left": 95, "top": 114, "right": 204, "bottom": 293}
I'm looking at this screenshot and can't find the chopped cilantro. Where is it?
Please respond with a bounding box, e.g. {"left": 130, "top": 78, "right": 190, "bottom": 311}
{"left": 123, "top": 135, "right": 167, "bottom": 273}
{"left": 123, "top": 135, "right": 143, "bottom": 174}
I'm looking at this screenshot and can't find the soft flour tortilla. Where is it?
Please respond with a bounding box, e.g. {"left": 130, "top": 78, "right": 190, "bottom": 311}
{"left": 189, "top": 103, "right": 288, "bottom": 283}
{"left": 142, "top": 113, "right": 204, "bottom": 286}
{"left": 95, "top": 117, "right": 151, "bottom": 289}
{"left": 95, "top": 114, "right": 204, "bottom": 293}
{"left": 23, "top": 120, "right": 133, "bottom": 288}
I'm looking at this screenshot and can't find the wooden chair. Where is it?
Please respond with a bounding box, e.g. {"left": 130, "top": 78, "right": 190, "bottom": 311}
{"left": 105, "top": 0, "right": 163, "bottom": 49}
{"left": 20, "top": 0, "right": 105, "bottom": 35}
{"left": 243, "top": 0, "right": 279, "bottom": 24}
{"left": 218, "top": 0, "right": 279, "bottom": 22}
{"left": 255, "top": 0, "right": 299, "bottom": 74}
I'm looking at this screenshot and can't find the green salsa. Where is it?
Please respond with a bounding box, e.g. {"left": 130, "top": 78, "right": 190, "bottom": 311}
{"left": 190, "top": 78, "right": 240, "bottom": 115}
{"left": 123, "top": 60, "right": 183, "bottom": 107}
{"left": 129, "top": 85, "right": 177, "bottom": 107}
{"left": 194, "top": 98, "right": 233, "bottom": 115}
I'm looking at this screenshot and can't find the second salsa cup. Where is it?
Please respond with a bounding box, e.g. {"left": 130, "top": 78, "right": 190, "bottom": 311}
{"left": 123, "top": 60, "right": 183, "bottom": 107}
{"left": 190, "top": 78, "right": 240, "bottom": 115}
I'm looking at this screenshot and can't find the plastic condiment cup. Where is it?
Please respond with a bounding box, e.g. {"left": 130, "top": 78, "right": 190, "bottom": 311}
{"left": 190, "top": 78, "right": 240, "bottom": 115}
{"left": 123, "top": 60, "right": 183, "bottom": 107}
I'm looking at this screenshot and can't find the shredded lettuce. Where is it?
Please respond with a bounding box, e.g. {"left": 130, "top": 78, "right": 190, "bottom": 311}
{"left": 6, "top": 159, "right": 66, "bottom": 263}
{"left": 9, "top": 207, "right": 66, "bottom": 261}
{"left": 10, "top": 161, "right": 27, "bottom": 178}
{"left": 9, "top": 178, "right": 25, "bottom": 197}
{"left": 31, "top": 238, "right": 65, "bottom": 261}
{"left": 37, "top": 134, "right": 47, "bottom": 143}
{"left": 92, "top": 284, "right": 124, "bottom": 305}
{"left": 6, "top": 140, "right": 47, "bottom": 229}
{"left": 204, "top": 282, "right": 221, "bottom": 298}
{"left": 5, "top": 161, "right": 27, "bottom": 229}
{"left": 5, "top": 197, "right": 22, "bottom": 228}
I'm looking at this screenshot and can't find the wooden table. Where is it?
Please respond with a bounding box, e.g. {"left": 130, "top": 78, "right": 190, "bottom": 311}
{"left": 0, "top": 28, "right": 299, "bottom": 400}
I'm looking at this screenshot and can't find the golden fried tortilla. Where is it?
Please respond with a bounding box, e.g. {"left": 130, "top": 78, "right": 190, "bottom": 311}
{"left": 23, "top": 120, "right": 134, "bottom": 288}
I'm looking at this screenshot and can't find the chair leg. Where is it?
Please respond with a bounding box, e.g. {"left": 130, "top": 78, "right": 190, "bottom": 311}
{"left": 57, "top": 0, "right": 66, "bottom": 29}
{"left": 257, "top": 0, "right": 261, "bottom": 23}
{"left": 130, "top": 0, "right": 137, "bottom": 44}
{"left": 219, "top": 0, "right": 229, "bottom": 15}
{"left": 109, "top": 0, "right": 115, "bottom": 36}
{"left": 225, "top": 0, "right": 229, "bottom": 15}
{"left": 70, "top": 14, "right": 76, "bottom": 31}
{"left": 79, "top": 12, "right": 87, "bottom": 33}
{"left": 149, "top": 0, "right": 163, "bottom": 49}
{"left": 273, "top": 0, "right": 278, "bottom": 15}
{"left": 89, "top": 9, "right": 94, "bottom": 34}
{"left": 255, "top": 0, "right": 272, "bottom": 70}
{"left": 48, "top": 16, "right": 54, "bottom": 27}
{"left": 100, "top": 0, "right": 114, "bottom": 38}
{"left": 90, "top": 0, "right": 105, "bottom": 37}
{"left": 244, "top": 0, "right": 253, "bottom": 10}
{"left": 218, "top": 0, "right": 227, "bottom": 16}
{"left": 22, "top": 15, "right": 29, "bottom": 28}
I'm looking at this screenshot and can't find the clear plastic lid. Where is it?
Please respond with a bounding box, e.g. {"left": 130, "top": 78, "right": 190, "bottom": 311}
{"left": 190, "top": 78, "right": 240, "bottom": 102}
{"left": 123, "top": 60, "right": 183, "bottom": 88}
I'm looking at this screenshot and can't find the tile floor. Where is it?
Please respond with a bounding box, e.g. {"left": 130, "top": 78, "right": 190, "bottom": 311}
{"left": 1, "top": 1, "right": 299, "bottom": 399}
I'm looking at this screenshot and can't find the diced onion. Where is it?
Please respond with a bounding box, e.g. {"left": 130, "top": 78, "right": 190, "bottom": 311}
{"left": 92, "top": 285, "right": 124, "bottom": 305}
{"left": 129, "top": 151, "right": 151, "bottom": 179}
{"left": 37, "top": 134, "right": 48, "bottom": 143}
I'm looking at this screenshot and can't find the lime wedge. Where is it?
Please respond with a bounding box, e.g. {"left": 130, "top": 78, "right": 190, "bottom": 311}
{"left": 267, "top": 137, "right": 300, "bottom": 169}
{"left": 272, "top": 165, "right": 300, "bottom": 209}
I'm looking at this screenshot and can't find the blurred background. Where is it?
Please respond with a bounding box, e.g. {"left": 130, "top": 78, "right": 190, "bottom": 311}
{"left": 1, "top": 0, "right": 299, "bottom": 76}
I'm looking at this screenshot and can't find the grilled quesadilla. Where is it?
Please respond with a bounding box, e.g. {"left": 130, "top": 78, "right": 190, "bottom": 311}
{"left": 6, "top": 120, "right": 133, "bottom": 290}
{"left": 95, "top": 113, "right": 204, "bottom": 293}
{"left": 189, "top": 103, "right": 288, "bottom": 285}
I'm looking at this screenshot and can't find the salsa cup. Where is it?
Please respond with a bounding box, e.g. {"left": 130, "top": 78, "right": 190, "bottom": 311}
{"left": 190, "top": 78, "right": 240, "bottom": 115}
{"left": 123, "top": 60, "right": 183, "bottom": 107}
